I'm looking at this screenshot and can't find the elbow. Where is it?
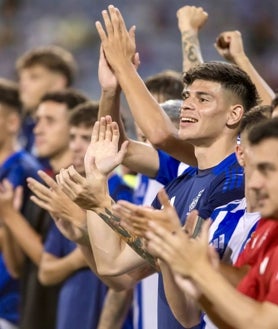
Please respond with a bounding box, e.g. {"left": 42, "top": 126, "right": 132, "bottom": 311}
{"left": 38, "top": 268, "right": 53, "bottom": 286}
{"left": 148, "top": 130, "right": 172, "bottom": 149}
{"left": 97, "top": 263, "right": 127, "bottom": 277}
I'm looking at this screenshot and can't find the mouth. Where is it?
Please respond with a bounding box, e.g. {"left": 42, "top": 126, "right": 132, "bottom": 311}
{"left": 180, "top": 117, "right": 198, "bottom": 123}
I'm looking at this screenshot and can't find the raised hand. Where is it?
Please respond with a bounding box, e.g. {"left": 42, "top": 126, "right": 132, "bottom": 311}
{"left": 27, "top": 170, "right": 88, "bottom": 244}
{"left": 84, "top": 116, "right": 128, "bottom": 177}
{"left": 145, "top": 212, "right": 212, "bottom": 278}
{"left": 56, "top": 164, "right": 110, "bottom": 211}
{"left": 177, "top": 5, "right": 208, "bottom": 33}
{"left": 95, "top": 5, "right": 136, "bottom": 71}
{"left": 112, "top": 189, "right": 181, "bottom": 238}
{"left": 215, "top": 30, "right": 246, "bottom": 63}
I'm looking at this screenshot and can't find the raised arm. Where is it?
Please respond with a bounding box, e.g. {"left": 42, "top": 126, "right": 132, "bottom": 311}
{"left": 95, "top": 5, "right": 196, "bottom": 165}
{"left": 98, "top": 44, "right": 161, "bottom": 177}
{"left": 176, "top": 5, "right": 208, "bottom": 72}
{"left": 215, "top": 30, "right": 275, "bottom": 105}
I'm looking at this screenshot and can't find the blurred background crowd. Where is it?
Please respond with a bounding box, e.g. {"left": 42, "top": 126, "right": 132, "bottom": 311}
{"left": 0, "top": 0, "right": 277, "bottom": 100}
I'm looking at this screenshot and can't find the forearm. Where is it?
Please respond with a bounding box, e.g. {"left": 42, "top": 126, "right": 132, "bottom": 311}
{"left": 160, "top": 261, "right": 201, "bottom": 328}
{"left": 114, "top": 62, "right": 178, "bottom": 147}
{"left": 79, "top": 243, "right": 140, "bottom": 290}
{"left": 97, "top": 288, "right": 134, "bottom": 329}
{"left": 87, "top": 207, "right": 154, "bottom": 276}
{"left": 39, "top": 251, "right": 86, "bottom": 285}
{"left": 180, "top": 29, "right": 203, "bottom": 72}
{"left": 2, "top": 225, "right": 25, "bottom": 278}
{"left": 195, "top": 263, "right": 276, "bottom": 329}
{"left": 234, "top": 55, "right": 275, "bottom": 105}
{"left": 3, "top": 208, "right": 42, "bottom": 265}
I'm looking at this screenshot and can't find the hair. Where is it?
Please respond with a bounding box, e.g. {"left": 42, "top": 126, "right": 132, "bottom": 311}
{"left": 0, "top": 78, "right": 22, "bottom": 114}
{"left": 183, "top": 61, "right": 260, "bottom": 112}
{"left": 144, "top": 70, "right": 183, "bottom": 101}
{"left": 69, "top": 101, "right": 99, "bottom": 127}
{"left": 16, "top": 45, "right": 77, "bottom": 86}
{"left": 40, "top": 89, "right": 89, "bottom": 111}
{"left": 239, "top": 105, "right": 272, "bottom": 135}
{"left": 160, "top": 99, "right": 182, "bottom": 126}
{"left": 248, "top": 117, "right": 278, "bottom": 145}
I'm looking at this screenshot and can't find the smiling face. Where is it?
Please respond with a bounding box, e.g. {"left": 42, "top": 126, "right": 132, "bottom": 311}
{"left": 178, "top": 79, "right": 239, "bottom": 146}
{"left": 69, "top": 125, "right": 92, "bottom": 175}
{"left": 248, "top": 138, "right": 278, "bottom": 219}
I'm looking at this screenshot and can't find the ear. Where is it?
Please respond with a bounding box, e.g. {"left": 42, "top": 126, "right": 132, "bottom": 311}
{"left": 50, "top": 74, "right": 67, "bottom": 91}
{"left": 227, "top": 104, "right": 244, "bottom": 128}
{"left": 235, "top": 144, "right": 245, "bottom": 167}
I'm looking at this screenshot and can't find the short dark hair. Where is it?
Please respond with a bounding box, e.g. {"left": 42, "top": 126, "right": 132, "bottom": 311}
{"left": 183, "top": 61, "right": 260, "bottom": 112}
{"left": 239, "top": 105, "right": 272, "bottom": 135}
{"left": 16, "top": 46, "right": 77, "bottom": 86}
{"left": 248, "top": 117, "right": 278, "bottom": 145}
{"left": 40, "top": 89, "right": 88, "bottom": 111}
{"left": 69, "top": 101, "right": 99, "bottom": 127}
{"left": 144, "top": 70, "right": 183, "bottom": 101}
{"left": 0, "top": 78, "right": 22, "bottom": 114}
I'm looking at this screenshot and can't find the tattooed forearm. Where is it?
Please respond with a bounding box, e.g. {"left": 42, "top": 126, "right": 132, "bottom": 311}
{"left": 97, "top": 208, "right": 158, "bottom": 269}
{"left": 181, "top": 31, "right": 202, "bottom": 68}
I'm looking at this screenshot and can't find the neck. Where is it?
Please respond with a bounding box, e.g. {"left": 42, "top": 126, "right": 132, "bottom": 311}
{"left": 0, "top": 138, "right": 20, "bottom": 164}
{"left": 194, "top": 135, "right": 237, "bottom": 169}
{"left": 49, "top": 149, "right": 73, "bottom": 173}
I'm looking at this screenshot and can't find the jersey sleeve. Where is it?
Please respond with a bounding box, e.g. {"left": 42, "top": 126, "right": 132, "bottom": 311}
{"left": 155, "top": 150, "right": 181, "bottom": 185}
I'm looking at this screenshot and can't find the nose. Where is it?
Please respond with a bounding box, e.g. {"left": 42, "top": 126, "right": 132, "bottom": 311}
{"left": 248, "top": 169, "right": 263, "bottom": 192}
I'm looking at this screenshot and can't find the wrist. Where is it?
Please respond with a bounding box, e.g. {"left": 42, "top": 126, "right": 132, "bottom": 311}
{"left": 101, "top": 85, "right": 121, "bottom": 97}
{"left": 232, "top": 53, "right": 249, "bottom": 66}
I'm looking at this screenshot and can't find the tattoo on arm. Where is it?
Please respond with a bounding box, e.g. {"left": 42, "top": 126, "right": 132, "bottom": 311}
{"left": 182, "top": 31, "right": 200, "bottom": 64}
{"left": 97, "top": 207, "right": 158, "bottom": 270}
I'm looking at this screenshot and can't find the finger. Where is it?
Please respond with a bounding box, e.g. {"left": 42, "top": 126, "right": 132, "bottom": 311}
{"left": 30, "top": 195, "right": 51, "bottom": 212}
{"left": 99, "top": 117, "right": 107, "bottom": 141}
{"left": 199, "top": 218, "right": 211, "bottom": 245}
{"left": 91, "top": 120, "right": 100, "bottom": 143}
{"left": 116, "top": 140, "right": 129, "bottom": 164}
{"left": 145, "top": 230, "right": 175, "bottom": 262}
{"left": 37, "top": 170, "right": 58, "bottom": 190}
{"left": 105, "top": 122, "right": 113, "bottom": 141}
{"left": 182, "top": 209, "right": 199, "bottom": 237}
{"left": 101, "top": 8, "right": 114, "bottom": 37}
{"left": 110, "top": 6, "right": 124, "bottom": 38}
{"left": 111, "top": 121, "right": 120, "bottom": 143}
{"left": 68, "top": 166, "right": 85, "bottom": 184}
{"left": 2, "top": 179, "right": 13, "bottom": 191}
{"left": 27, "top": 179, "right": 51, "bottom": 201}
{"left": 95, "top": 21, "right": 107, "bottom": 43}
{"left": 157, "top": 189, "right": 171, "bottom": 209}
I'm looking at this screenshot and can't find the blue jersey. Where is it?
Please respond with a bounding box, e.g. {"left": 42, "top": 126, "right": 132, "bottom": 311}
{"left": 155, "top": 150, "right": 189, "bottom": 186}
{"left": 0, "top": 149, "right": 42, "bottom": 326}
{"left": 152, "top": 153, "right": 244, "bottom": 329}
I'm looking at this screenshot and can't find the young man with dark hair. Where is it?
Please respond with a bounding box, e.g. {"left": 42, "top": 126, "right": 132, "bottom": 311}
{"left": 147, "top": 117, "right": 278, "bottom": 329}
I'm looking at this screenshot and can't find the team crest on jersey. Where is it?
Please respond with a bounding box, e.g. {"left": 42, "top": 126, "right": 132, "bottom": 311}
{"left": 189, "top": 188, "right": 205, "bottom": 212}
